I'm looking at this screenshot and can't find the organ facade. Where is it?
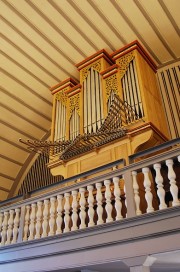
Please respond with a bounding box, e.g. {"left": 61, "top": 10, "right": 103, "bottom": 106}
{"left": 24, "top": 41, "right": 170, "bottom": 179}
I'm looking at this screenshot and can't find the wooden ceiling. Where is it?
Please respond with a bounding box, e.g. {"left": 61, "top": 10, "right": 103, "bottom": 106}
{"left": 0, "top": 0, "right": 180, "bottom": 201}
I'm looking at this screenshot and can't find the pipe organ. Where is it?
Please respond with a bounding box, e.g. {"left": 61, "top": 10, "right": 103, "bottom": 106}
{"left": 21, "top": 41, "right": 170, "bottom": 179}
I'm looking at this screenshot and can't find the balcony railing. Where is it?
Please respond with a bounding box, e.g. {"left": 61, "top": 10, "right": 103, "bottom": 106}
{"left": 0, "top": 139, "right": 179, "bottom": 247}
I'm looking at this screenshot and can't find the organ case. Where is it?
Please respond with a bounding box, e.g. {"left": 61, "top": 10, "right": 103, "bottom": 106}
{"left": 47, "top": 41, "right": 169, "bottom": 178}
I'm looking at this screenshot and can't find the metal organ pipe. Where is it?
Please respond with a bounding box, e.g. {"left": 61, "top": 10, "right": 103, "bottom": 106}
{"left": 132, "top": 59, "right": 144, "bottom": 118}
{"left": 121, "top": 59, "right": 144, "bottom": 122}
{"left": 54, "top": 99, "right": 66, "bottom": 142}
{"left": 83, "top": 67, "right": 104, "bottom": 134}
{"left": 70, "top": 109, "right": 80, "bottom": 140}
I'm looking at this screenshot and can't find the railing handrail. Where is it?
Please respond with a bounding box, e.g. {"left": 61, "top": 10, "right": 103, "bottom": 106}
{"left": 0, "top": 158, "right": 125, "bottom": 208}
{"left": 0, "top": 145, "right": 179, "bottom": 212}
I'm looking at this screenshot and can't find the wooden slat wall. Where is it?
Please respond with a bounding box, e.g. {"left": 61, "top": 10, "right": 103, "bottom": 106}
{"left": 18, "top": 154, "right": 63, "bottom": 195}
{"left": 157, "top": 61, "right": 180, "bottom": 139}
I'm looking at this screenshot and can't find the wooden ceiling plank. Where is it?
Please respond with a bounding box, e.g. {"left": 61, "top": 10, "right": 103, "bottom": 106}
{"left": 115, "top": 0, "right": 173, "bottom": 64}
{"left": 0, "top": 154, "right": 23, "bottom": 167}
{"left": 89, "top": 0, "right": 127, "bottom": 45}
{"left": 29, "top": 0, "right": 97, "bottom": 57}
{"left": 0, "top": 177, "right": 14, "bottom": 190}
{"left": 0, "top": 107, "right": 48, "bottom": 139}
{"left": 0, "top": 119, "right": 38, "bottom": 141}
{"left": 1, "top": 68, "right": 52, "bottom": 106}
{"left": 162, "top": 0, "right": 180, "bottom": 31}
{"left": 0, "top": 173, "right": 15, "bottom": 181}
{"left": 1, "top": 86, "right": 51, "bottom": 122}
{"left": 49, "top": 0, "right": 99, "bottom": 52}
{"left": 1, "top": 16, "right": 77, "bottom": 81}
{"left": 136, "top": 0, "right": 179, "bottom": 58}
{"left": 54, "top": 0, "right": 114, "bottom": 51}
{"left": 0, "top": 102, "right": 48, "bottom": 133}
{"left": 0, "top": 136, "right": 30, "bottom": 154}
{"left": 1, "top": 74, "right": 52, "bottom": 118}
{"left": 67, "top": 0, "right": 116, "bottom": 52}
{"left": 1, "top": 33, "right": 64, "bottom": 82}
{"left": 3, "top": 0, "right": 84, "bottom": 62}
{"left": 0, "top": 157, "right": 21, "bottom": 177}
{"left": 1, "top": 54, "right": 52, "bottom": 102}
{"left": 0, "top": 90, "right": 51, "bottom": 129}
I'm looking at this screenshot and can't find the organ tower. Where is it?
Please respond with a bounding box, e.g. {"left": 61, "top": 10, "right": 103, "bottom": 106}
{"left": 24, "top": 41, "right": 169, "bottom": 179}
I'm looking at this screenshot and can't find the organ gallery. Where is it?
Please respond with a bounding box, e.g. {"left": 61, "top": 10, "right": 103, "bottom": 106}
{"left": 21, "top": 41, "right": 169, "bottom": 179}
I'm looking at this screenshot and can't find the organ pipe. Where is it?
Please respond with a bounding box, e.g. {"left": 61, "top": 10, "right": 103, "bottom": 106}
{"left": 83, "top": 67, "right": 104, "bottom": 134}
{"left": 121, "top": 59, "right": 144, "bottom": 123}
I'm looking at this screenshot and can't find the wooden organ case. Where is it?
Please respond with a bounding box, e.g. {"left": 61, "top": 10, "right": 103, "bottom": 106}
{"left": 26, "top": 41, "right": 170, "bottom": 179}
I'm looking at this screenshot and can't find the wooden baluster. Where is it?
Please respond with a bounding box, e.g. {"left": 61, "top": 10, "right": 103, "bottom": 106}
{"left": 48, "top": 197, "right": 56, "bottom": 236}
{"left": 132, "top": 171, "right": 142, "bottom": 215}
{"left": 122, "top": 177, "right": 127, "bottom": 218}
{"left": 96, "top": 183, "right": 104, "bottom": 225}
{"left": 35, "top": 201, "right": 43, "bottom": 239}
{"left": 79, "top": 188, "right": 86, "bottom": 229}
{"left": 0, "top": 212, "right": 3, "bottom": 238}
{"left": 104, "top": 180, "right": 113, "bottom": 222}
{"left": 0, "top": 213, "right": 3, "bottom": 246}
{"left": 113, "top": 177, "right": 123, "bottom": 220}
{"left": 64, "top": 193, "right": 70, "bottom": 233}
{"left": 87, "top": 185, "right": 95, "bottom": 227}
{"left": 1, "top": 211, "right": 9, "bottom": 246}
{"left": 142, "top": 168, "right": 154, "bottom": 213}
{"left": 6, "top": 210, "right": 14, "bottom": 245}
{"left": 71, "top": 191, "right": 78, "bottom": 231}
{"left": 153, "top": 164, "right": 167, "bottom": 210}
{"left": 166, "top": 159, "right": 180, "bottom": 206}
{"left": 42, "top": 199, "right": 49, "bottom": 238}
{"left": 23, "top": 205, "right": 30, "bottom": 241}
{"left": 12, "top": 208, "right": 20, "bottom": 244}
{"left": 56, "top": 195, "right": 63, "bottom": 234}
{"left": 28, "top": 203, "right": 36, "bottom": 241}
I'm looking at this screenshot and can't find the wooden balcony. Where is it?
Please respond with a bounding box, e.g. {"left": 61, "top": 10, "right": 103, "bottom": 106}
{"left": 0, "top": 138, "right": 180, "bottom": 272}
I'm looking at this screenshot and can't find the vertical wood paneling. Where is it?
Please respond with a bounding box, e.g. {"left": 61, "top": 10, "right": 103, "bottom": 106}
{"left": 18, "top": 154, "right": 63, "bottom": 195}
{"left": 157, "top": 62, "right": 180, "bottom": 139}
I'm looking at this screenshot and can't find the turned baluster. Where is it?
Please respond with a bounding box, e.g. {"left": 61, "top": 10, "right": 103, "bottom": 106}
{"left": 64, "top": 193, "right": 70, "bottom": 233}
{"left": 166, "top": 159, "right": 180, "bottom": 206}
{"left": 113, "top": 177, "right": 123, "bottom": 220}
{"left": 132, "top": 171, "right": 142, "bottom": 215}
{"left": 122, "top": 177, "right": 127, "bottom": 218}
{"left": 35, "top": 201, "right": 43, "bottom": 239}
{"left": 153, "top": 164, "right": 167, "bottom": 210}
{"left": 6, "top": 210, "right": 14, "bottom": 245}
{"left": 0, "top": 213, "right": 3, "bottom": 246}
{"left": 87, "top": 185, "right": 95, "bottom": 227}
{"left": 142, "top": 168, "right": 154, "bottom": 213}
{"left": 42, "top": 199, "right": 49, "bottom": 238}
{"left": 104, "top": 179, "right": 113, "bottom": 222}
{"left": 12, "top": 208, "right": 20, "bottom": 244}
{"left": 48, "top": 197, "right": 56, "bottom": 236}
{"left": 71, "top": 191, "right": 78, "bottom": 231}
{"left": 1, "top": 211, "right": 9, "bottom": 245}
{"left": 96, "top": 183, "right": 104, "bottom": 225}
{"left": 0, "top": 213, "right": 3, "bottom": 236}
{"left": 79, "top": 188, "right": 86, "bottom": 229}
{"left": 28, "top": 203, "right": 36, "bottom": 241}
{"left": 23, "top": 205, "right": 30, "bottom": 241}
{"left": 56, "top": 195, "right": 63, "bottom": 234}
